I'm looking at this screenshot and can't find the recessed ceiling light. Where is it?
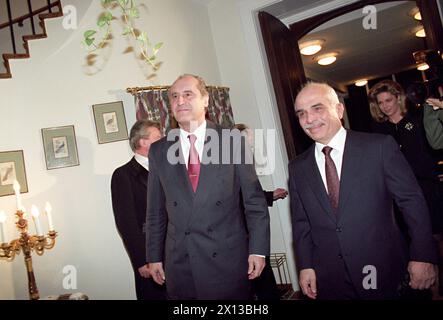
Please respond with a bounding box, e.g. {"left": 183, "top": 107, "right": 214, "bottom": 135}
{"left": 355, "top": 80, "right": 368, "bottom": 87}
{"left": 299, "top": 40, "right": 324, "bottom": 56}
{"left": 316, "top": 53, "right": 338, "bottom": 66}
{"left": 415, "top": 27, "right": 426, "bottom": 38}
{"left": 417, "top": 63, "right": 429, "bottom": 71}
{"left": 410, "top": 8, "right": 422, "bottom": 21}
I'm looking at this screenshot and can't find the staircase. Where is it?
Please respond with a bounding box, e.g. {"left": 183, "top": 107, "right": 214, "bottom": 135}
{"left": 0, "top": 0, "right": 63, "bottom": 79}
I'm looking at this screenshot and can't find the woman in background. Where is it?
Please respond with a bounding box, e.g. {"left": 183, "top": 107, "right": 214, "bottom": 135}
{"left": 368, "top": 80, "right": 443, "bottom": 298}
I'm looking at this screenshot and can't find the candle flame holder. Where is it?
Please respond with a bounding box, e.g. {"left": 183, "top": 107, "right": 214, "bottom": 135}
{"left": 0, "top": 210, "right": 57, "bottom": 300}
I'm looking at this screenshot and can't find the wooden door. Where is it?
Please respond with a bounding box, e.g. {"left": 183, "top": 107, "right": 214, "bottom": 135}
{"left": 258, "top": 11, "right": 313, "bottom": 161}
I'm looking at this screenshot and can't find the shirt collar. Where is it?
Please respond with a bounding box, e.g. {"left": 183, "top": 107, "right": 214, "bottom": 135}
{"left": 315, "top": 126, "right": 347, "bottom": 154}
{"left": 180, "top": 120, "right": 207, "bottom": 142}
{"left": 134, "top": 153, "right": 149, "bottom": 171}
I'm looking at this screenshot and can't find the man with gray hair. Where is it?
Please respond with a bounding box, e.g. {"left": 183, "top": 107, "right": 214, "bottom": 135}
{"left": 111, "top": 119, "right": 165, "bottom": 300}
{"left": 289, "top": 82, "right": 437, "bottom": 299}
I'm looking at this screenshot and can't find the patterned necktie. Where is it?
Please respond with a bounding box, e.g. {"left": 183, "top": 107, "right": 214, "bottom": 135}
{"left": 322, "top": 146, "right": 340, "bottom": 211}
{"left": 188, "top": 134, "right": 201, "bottom": 192}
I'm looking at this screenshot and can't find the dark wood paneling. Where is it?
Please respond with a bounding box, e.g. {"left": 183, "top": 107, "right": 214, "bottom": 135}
{"left": 259, "top": 11, "right": 312, "bottom": 161}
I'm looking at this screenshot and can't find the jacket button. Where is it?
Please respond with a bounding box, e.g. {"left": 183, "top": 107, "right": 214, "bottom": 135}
{"left": 185, "top": 231, "right": 190, "bottom": 236}
{"left": 338, "top": 254, "right": 343, "bottom": 259}
{"left": 212, "top": 252, "right": 217, "bottom": 258}
{"left": 173, "top": 202, "right": 178, "bottom": 206}
{"left": 216, "top": 201, "right": 222, "bottom": 206}
{"left": 336, "top": 227, "right": 342, "bottom": 233}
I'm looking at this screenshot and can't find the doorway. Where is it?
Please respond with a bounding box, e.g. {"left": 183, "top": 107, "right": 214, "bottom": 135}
{"left": 259, "top": 0, "right": 443, "bottom": 160}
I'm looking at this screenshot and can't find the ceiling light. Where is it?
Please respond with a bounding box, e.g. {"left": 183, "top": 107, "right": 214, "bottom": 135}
{"left": 415, "top": 27, "right": 426, "bottom": 38}
{"left": 299, "top": 40, "right": 324, "bottom": 56}
{"left": 410, "top": 8, "right": 422, "bottom": 21}
{"left": 414, "top": 12, "right": 422, "bottom": 21}
{"left": 316, "top": 53, "right": 338, "bottom": 66}
{"left": 355, "top": 80, "right": 368, "bottom": 87}
{"left": 417, "top": 63, "right": 429, "bottom": 71}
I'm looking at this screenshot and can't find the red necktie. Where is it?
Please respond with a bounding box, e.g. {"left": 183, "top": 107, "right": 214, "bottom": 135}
{"left": 322, "top": 146, "right": 340, "bottom": 212}
{"left": 188, "top": 134, "right": 200, "bottom": 192}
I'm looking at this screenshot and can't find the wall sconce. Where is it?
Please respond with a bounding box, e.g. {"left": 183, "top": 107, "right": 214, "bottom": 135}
{"left": 355, "top": 79, "right": 368, "bottom": 87}
{"left": 299, "top": 40, "right": 324, "bottom": 56}
{"left": 415, "top": 27, "right": 426, "bottom": 38}
{"left": 316, "top": 52, "right": 338, "bottom": 66}
{"left": 417, "top": 63, "right": 429, "bottom": 71}
{"left": 410, "top": 8, "right": 422, "bottom": 21}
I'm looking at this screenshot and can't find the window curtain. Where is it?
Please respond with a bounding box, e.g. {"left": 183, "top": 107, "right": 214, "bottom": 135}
{"left": 134, "top": 86, "right": 235, "bottom": 133}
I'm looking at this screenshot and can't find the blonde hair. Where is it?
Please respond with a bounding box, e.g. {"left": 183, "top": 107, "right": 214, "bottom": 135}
{"left": 368, "top": 80, "right": 407, "bottom": 123}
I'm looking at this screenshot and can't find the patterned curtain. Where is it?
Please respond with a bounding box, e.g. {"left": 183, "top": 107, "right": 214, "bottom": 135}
{"left": 134, "top": 86, "right": 235, "bottom": 133}
{"left": 207, "top": 87, "right": 235, "bottom": 128}
{"left": 135, "top": 89, "right": 174, "bottom": 134}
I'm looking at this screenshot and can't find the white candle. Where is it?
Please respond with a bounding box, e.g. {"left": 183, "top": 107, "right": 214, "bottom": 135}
{"left": 31, "top": 205, "right": 44, "bottom": 236}
{"left": 13, "top": 180, "right": 23, "bottom": 211}
{"left": 0, "top": 211, "right": 6, "bottom": 243}
{"left": 45, "top": 202, "right": 54, "bottom": 231}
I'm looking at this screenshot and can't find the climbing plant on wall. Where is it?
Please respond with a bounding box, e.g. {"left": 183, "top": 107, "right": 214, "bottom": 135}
{"left": 83, "top": 0, "right": 162, "bottom": 70}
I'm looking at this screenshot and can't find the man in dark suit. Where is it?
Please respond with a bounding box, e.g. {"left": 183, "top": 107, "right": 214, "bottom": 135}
{"left": 146, "top": 74, "right": 270, "bottom": 299}
{"left": 111, "top": 119, "right": 166, "bottom": 300}
{"left": 289, "top": 82, "right": 437, "bottom": 300}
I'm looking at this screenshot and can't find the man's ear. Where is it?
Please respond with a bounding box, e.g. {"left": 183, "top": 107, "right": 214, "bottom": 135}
{"left": 203, "top": 95, "right": 209, "bottom": 108}
{"left": 336, "top": 103, "right": 345, "bottom": 119}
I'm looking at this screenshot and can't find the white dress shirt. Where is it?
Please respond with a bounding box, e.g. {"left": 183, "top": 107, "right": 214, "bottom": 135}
{"left": 180, "top": 120, "right": 207, "bottom": 168}
{"left": 314, "top": 127, "right": 347, "bottom": 193}
{"left": 134, "top": 153, "right": 149, "bottom": 171}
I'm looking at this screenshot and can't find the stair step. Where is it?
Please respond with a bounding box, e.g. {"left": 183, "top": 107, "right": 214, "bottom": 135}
{"left": 0, "top": 73, "right": 12, "bottom": 79}
{"left": 23, "top": 34, "right": 47, "bottom": 42}
{"left": 3, "top": 53, "right": 30, "bottom": 60}
{"left": 0, "top": 1, "right": 64, "bottom": 79}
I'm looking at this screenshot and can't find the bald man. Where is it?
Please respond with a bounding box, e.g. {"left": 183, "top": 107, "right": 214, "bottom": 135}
{"left": 289, "top": 82, "right": 437, "bottom": 300}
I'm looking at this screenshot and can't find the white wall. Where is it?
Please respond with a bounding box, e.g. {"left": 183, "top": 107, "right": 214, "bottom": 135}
{"left": 207, "top": 0, "right": 297, "bottom": 289}
{"left": 0, "top": 0, "right": 220, "bottom": 299}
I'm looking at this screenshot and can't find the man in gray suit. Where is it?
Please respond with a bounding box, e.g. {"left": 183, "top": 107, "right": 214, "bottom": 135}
{"left": 146, "top": 74, "right": 270, "bottom": 299}
{"left": 289, "top": 82, "right": 437, "bottom": 299}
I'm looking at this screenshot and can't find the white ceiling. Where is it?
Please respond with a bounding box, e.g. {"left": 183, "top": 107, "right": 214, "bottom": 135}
{"left": 263, "top": 1, "right": 426, "bottom": 89}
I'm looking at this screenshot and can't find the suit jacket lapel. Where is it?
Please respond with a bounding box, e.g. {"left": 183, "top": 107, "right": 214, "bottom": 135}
{"left": 193, "top": 126, "right": 219, "bottom": 204}
{"left": 337, "top": 131, "right": 364, "bottom": 223}
{"left": 165, "top": 136, "right": 195, "bottom": 201}
{"left": 302, "top": 145, "right": 336, "bottom": 223}
{"left": 189, "top": 122, "right": 220, "bottom": 224}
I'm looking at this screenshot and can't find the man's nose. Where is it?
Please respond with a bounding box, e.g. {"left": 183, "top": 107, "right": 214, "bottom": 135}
{"left": 177, "top": 95, "right": 185, "bottom": 105}
{"left": 305, "top": 111, "right": 314, "bottom": 123}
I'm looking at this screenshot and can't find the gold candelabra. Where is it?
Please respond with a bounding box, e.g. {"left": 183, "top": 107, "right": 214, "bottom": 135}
{"left": 0, "top": 209, "right": 57, "bottom": 300}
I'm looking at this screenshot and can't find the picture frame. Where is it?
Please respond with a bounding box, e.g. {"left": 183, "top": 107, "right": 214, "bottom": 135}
{"left": 92, "top": 101, "right": 129, "bottom": 144}
{"left": 0, "top": 150, "right": 28, "bottom": 197}
{"left": 41, "top": 125, "right": 79, "bottom": 170}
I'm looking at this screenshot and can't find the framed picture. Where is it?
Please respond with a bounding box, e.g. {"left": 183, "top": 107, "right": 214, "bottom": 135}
{"left": 41, "top": 125, "right": 79, "bottom": 170}
{"left": 0, "top": 150, "right": 28, "bottom": 197}
{"left": 92, "top": 101, "right": 129, "bottom": 144}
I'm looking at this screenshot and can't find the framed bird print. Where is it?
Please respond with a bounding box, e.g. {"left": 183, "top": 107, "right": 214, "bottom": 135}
{"left": 92, "top": 101, "right": 128, "bottom": 144}
{"left": 41, "top": 125, "right": 79, "bottom": 170}
{"left": 0, "top": 150, "right": 28, "bottom": 197}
